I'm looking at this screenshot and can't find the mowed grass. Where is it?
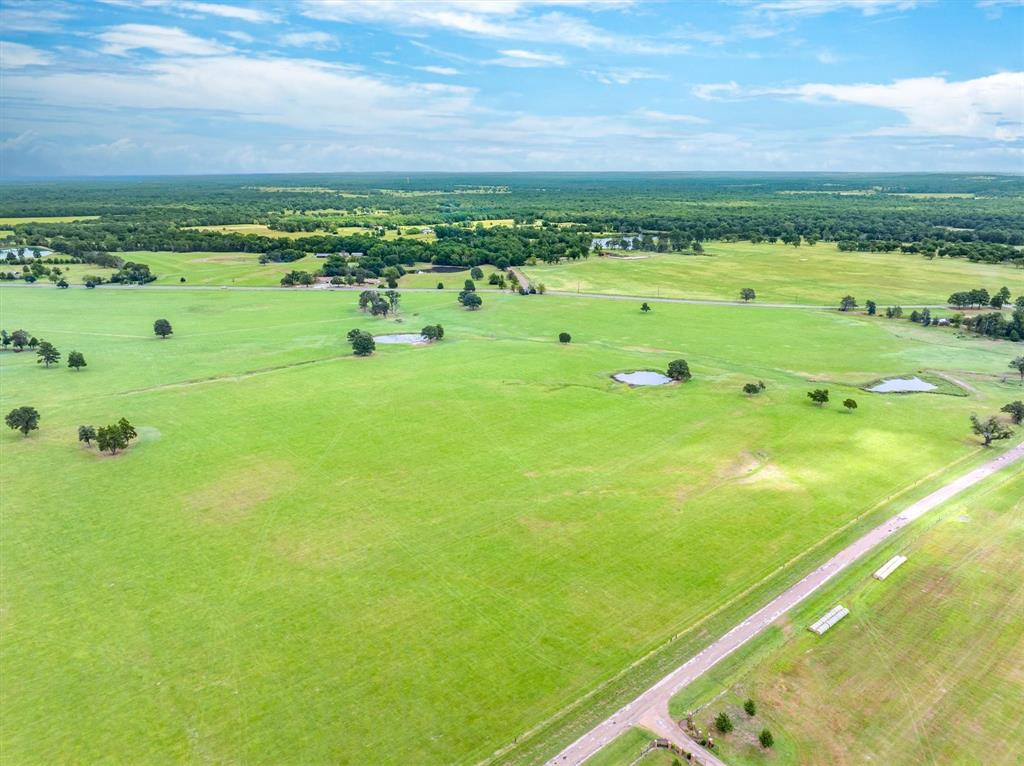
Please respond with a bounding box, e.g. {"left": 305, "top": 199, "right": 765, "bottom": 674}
{"left": 520, "top": 241, "right": 1024, "bottom": 306}
{"left": 1, "top": 287, "right": 1021, "bottom": 764}
{"left": 678, "top": 471, "right": 1024, "bottom": 766}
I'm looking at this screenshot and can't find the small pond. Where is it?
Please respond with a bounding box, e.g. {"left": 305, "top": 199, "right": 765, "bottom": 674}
{"left": 613, "top": 370, "right": 672, "bottom": 386}
{"left": 867, "top": 376, "right": 937, "bottom": 393}
{"left": 373, "top": 334, "right": 427, "bottom": 345}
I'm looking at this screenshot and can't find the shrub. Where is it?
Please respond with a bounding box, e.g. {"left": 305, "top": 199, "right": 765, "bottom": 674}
{"left": 759, "top": 729, "right": 774, "bottom": 749}
{"left": 559, "top": 332, "right": 571, "bottom": 344}
{"left": 744, "top": 699, "right": 756, "bottom": 716}
{"left": 715, "top": 712, "right": 733, "bottom": 733}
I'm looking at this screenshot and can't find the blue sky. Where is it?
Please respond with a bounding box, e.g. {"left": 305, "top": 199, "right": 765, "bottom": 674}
{"left": 1, "top": 0, "right": 1022, "bottom": 175}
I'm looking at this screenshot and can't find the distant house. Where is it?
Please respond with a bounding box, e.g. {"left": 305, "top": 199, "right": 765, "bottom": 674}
{"left": 420, "top": 227, "right": 434, "bottom": 234}
{"left": 936, "top": 318, "right": 950, "bottom": 326}
{"left": 350, "top": 252, "right": 364, "bottom": 258}
{"left": 315, "top": 253, "right": 331, "bottom": 258}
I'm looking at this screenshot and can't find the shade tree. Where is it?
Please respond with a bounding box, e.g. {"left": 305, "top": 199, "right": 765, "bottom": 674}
{"left": 667, "top": 359, "right": 692, "bottom": 382}
{"left": 78, "top": 425, "right": 97, "bottom": 446}
{"left": 36, "top": 341, "right": 60, "bottom": 367}
{"left": 970, "top": 414, "right": 1013, "bottom": 446}
{"left": 67, "top": 350, "right": 87, "bottom": 370}
{"left": 807, "top": 389, "right": 830, "bottom": 407}
{"left": 6, "top": 406, "right": 40, "bottom": 436}
{"left": 153, "top": 319, "right": 173, "bottom": 338}
{"left": 739, "top": 288, "right": 756, "bottom": 302}
{"left": 1000, "top": 401, "right": 1024, "bottom": 424}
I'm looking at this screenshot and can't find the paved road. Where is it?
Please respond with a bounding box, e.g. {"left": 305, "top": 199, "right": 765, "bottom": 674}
{"left": 0, "top": 282, "right": 945, "bottom": 310}
{"left": 547, "top": 441, "right": 1024, "bottom": 766}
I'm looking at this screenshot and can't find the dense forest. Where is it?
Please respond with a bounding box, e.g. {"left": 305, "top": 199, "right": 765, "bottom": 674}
{"left": 1, "top": 173, "right": 1022, "bottom": 266}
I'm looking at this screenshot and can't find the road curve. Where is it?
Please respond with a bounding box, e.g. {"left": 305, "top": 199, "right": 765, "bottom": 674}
{"left": 0, "top": 282, "right": 946, "bottom": 310}
{"left": 547, "top": 441, "right": 1024, "bottom": 766}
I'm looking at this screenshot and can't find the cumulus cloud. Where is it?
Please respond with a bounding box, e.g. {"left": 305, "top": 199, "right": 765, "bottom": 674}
{"left": 0, "top": 41, "right": 55, "bottom": 68}
{"left": 300, "top": 0, "right": 685, "bottom": 54}
{"left": 776, "top": 72, "right": 1024, "bottom": 140}
{"left": 98, "top": 24, "right": 234, "bottom": 56}
{"left": 488, "top": 49, "right": 566, "bottom": 67}
{"left": 3, "top": 54, "right": 476, "bottom": 134}
{"left": 585, "top": 67, "right": 667, "bottom": 85}
{"left": 692, "top": 81, "right": 742, "bottom": 100}
{"left": 740, "top": 0, "right": 920, "bottom": 17}
{"left": 633, "top": 109, "right": 709, "bottom": 124}
{"left": 100, "top": 0, "right": 278, "bottom": 24}
{"left": 415, "top": 65, "right": 461, "bottom": 75}
{"left": 280, "top": 31, "right": 339, "bottom": 49}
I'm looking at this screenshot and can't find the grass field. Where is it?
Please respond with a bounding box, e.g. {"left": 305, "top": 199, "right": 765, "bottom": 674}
{"left": 668, "top": 470, "right": 1023, "bottom": 766}
{"left": 2, "top": 287, "right": 1021, "bottom": 764}
{"left": 0, "top": 215, "right": 100, "bottom": 225}
{"left": 59, "top": 250, "right": 325, "bottom": 287}
{"left": 520, "top": 242, "right": 1024, "bottom": 306}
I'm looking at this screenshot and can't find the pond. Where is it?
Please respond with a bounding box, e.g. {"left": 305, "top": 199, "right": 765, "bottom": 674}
{"left": 373, "top": 334, "right": 427, "bottom": 345}
{"left": 613, "top": 370, "right": 672, "bottom": 386}
{"left": 867, "top": 376, "right": 937, "bottom": 393}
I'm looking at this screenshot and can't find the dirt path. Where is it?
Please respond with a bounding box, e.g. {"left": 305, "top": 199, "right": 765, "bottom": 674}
{"left": 547, "top": 441, "right": 1024, "bottom": 765}
{"left": 508, "top": 268, "right": 532, "bottom": 292}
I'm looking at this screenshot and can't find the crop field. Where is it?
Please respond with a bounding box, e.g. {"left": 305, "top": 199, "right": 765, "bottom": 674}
{"left": 666, "top": 470, "right": 1023, "bottom": 766}
{"left": 2, "top": 284, "right": 1020, "bottom": 765}
{"left": 520, "top": 242, "right": 1024, "bottom": 306}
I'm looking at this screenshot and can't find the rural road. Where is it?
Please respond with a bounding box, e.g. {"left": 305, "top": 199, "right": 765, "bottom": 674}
{"left": 547, "top": 441, "right": 1024, "bottom": 766}
{"left": 1, "top": 282, "right": 946, "bottom": 311}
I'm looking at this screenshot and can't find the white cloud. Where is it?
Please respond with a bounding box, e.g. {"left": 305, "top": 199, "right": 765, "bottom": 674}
{"left": 98, "top": 24, "right": 234, "bottom": 56}
{"left": 416, "top": 65, "right": 461, "bottom": 75}
{"left": 280, "top": 31, "right": 339, "bottom": 49}
{"left": 586, "top": 68, "right": 667, "bottom": 85}
{"left": 633, "top": 109, "right": 709, "bottom": 124}
{"left": 742, "top": 0, "right": 920, "bottom": 17}
{"left": 3, "top": 54, "right": 476, "bottom": 134}
{"left": 0, "top": 1, "right": 75, "bottom": 32}
{"left": 815, "top": 49, "right": 840, "bottom": 64}
{"left": 300, "top": 0, "right": 685, "bottom": 54}
{"left": 176, "top": 1, "right": 277, "bottom": 22}
{"left": 0, "top": 41, "right": 55, "bottom": 68}
{"left": 692, "top": 81, "right": 742, "bottom": 100}
{"left": 100, "top": 0, "right": 278, "bottom": 23}
{"left": 777, "top": 72, "right": 1024, "bottom": 140}
{"left": 226, "top": 31, "right": 255, "bottom": 43}
{"left": 489, "top": 49, "right": 565, "bottom": 67}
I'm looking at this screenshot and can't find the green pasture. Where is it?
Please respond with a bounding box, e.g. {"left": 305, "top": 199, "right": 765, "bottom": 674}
{"left": 520, "top": 241, "right": 1024, "bottom": 306}
{"left": 1, "top": 287, "right": 1021, "bottom": 764}
{"left": 671, "top": 470, "right": 1023, "bottom": 766}
{"left": 62, "top": 250, "right": 324, "bottom": 287}
{"left": 398, "top": 263, "right": 506, "bottom": 290}
{"left": 0, "top": 215, "right": 100, "bottom": 225}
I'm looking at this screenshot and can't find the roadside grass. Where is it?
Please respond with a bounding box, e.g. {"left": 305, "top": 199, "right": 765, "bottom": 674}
{"left": 520, "top": 242, "right": 1024, "bottom": 306}
{"left": 1, "top": 288, "right": 1020, "bottom": 764}
{"left": 587, "top": 727, "right": 658, "bottom": 766}
{"left": 667, "top": 469, "right": 1023, "bottom": 766}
